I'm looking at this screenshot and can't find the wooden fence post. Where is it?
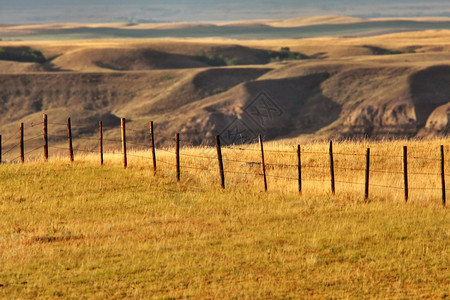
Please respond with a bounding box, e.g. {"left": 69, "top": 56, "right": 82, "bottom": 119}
{"left": 43, "top": 114, "right": 48, "bottom": 161}
{"left": 329, "top": 141, "right": 335, "bottom": 195}
{"left": 20, "top": 122, "right": 24, "bottom": 164}
{"left": 365, "top": 148, "right": 370, "bottom": 200}
{"left": 403, "top": 146, "right": 408, "bottom": 203}
{"left": 67, "top": 117, "right": 74, "bottom": 162}
{"left": 297, "top": 144, "right": 302, "bottom": 194}
{"left": 150, "top": 121, "right": 156, "bottom": 175}
{"left": 176, "top": 133, "right": 180, "bottom": 182}
{"left": 441, "top": 145, "right": 446, "bottom": 206}
{"left": 0, "top": 135, "right": 2, "bottom": 164}
{"left": 99, "top": 121, "right": 103, "bottom": 166}
{"left": 215, "top": 135, "right": 225, "bottom": 189}
{"left": 259, "top": 135, "right": 267, "bottom": 192}
{"left": 121, "top": 118, "right": 127, "bottom": 168}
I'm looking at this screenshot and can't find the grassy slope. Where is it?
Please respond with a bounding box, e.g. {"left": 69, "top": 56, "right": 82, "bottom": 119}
{"left": 0, "top": 30, "right": 449, "bottom": 151}
{"left": 2, "top": 17, "right": 450, "bottom": 40}
{"left": 2, "top": 29, "right": 450, "bottom": 60}
{"left": 1, "top": 58, "right": 450, "bottom": 152}
{"left": 1, "top": 139, "right": 449, "bottom": 298}
{"left": 1, "top": 19, "right": 450, "bottom": 299}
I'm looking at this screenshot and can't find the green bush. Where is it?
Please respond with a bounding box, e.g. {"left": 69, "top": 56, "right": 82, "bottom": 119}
{"left": 196, "top": 50, "right": 238, "bottom": 66}
{"left": 196, "top": 48, "right": 305, "bottom": 66}
{"left": 0, "top": 47, "right": 47, "bottom": 63}
{"left": 269, "top": 48, "right": 304, "bottom": 62}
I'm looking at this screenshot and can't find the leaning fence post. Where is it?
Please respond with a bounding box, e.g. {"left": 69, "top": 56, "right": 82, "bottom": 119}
{"left": 365, "top": 148, "right": 370, "bottom": 200}
{"left": 329, "top": 141, "right": 335, "bottom": 195}
{"left": 20, "top": 122, "right": 24, "bottom": 164}
{"left": 441, "top": 145, "right": 446, "bottom": 206}
{"left": 150, "top": 121, "right": 157, "bottom": 175}
{"left": 99, "top": 121, "right": 103, "bottom": 166}
{"left": 215, "top": 135, "right": 225, "bottom": 189}
{"left": 121, "top": 118, "right": 127, "bottom": 168}
{"left": 43, "top": 114, "right": 48, "bottom": 161}
{"left": 176, "top": 133, "right": 180, "bottom": 182}
{"left": 403, "top": 146, "right": 408, "bottom": 203}
{"left": 259, "top": 135, "right": 267, "bottom": 192}
{"left": 67, "top": 117, "right": 74, "bottom": 162}
{"left": 297, "top": 144, "right": 302, "bottom": 194}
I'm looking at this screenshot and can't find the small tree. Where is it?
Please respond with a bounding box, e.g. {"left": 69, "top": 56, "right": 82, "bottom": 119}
{"left": 280, "top": 47, "right": 290, "bottom": 59}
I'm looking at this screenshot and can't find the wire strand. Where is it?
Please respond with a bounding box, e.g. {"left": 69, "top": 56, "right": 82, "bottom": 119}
{"left": 222, "top": 158, "right": 260, "bottom": 164}
{"left": 23, "top": 135, "right": 43, "bottom": 143}
{"left": 2, "top": 143, "right": 19, "bottom": 155}
{"left": 158, "top": 159, "right": 177, "bottom": 167}
{"left": 265, "top": 174, "right": 297, "bottom": 181}
{"left": 180, "top": 152, "right": 216, "bottom": 160}
{"left": 1, "top": 129, "right": 21, "bottom": 144}
{"left": 24, "top": 145, "right": 42, "bottom": 156}
{"left": 335, "top": 180, "right": 365, "bottom": 186}
{"left": 370, "top": 183, "right": 403, "bottom": 190}
{"left": 334, "top": 152, "right": 365, "bottom": 157}
{"left": 182, "top": 164, "right": 213, "bottom": 172}
{"left": 224, "top": 170, "right": 263, "bottom": 176}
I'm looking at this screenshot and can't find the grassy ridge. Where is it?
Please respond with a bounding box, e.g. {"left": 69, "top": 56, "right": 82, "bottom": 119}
{"left": 3, "top": 20, "right": 450, "bottom": 41}
{"left": 0, "top": 140, "right": 449, "bottom": 298}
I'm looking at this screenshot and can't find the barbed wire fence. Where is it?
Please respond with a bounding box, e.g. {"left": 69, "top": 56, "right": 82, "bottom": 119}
{"left": 0, "top": 114, "right": 448, "bottom": 207}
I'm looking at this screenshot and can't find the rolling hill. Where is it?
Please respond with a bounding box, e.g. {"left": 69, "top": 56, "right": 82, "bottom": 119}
{"left": 0, "top": 23, "right": 449, "bottom": 154}
{"left": 2, "top": 17, "right": 450, "bottom": 40}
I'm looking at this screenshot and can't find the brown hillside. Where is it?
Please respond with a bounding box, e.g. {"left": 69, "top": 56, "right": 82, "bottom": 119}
{"left": 0, "top": 30, "right": 450, "bottom": 151}
{"left": 43, "top": 43, "right": 285, "bottom": 72}
{"left": 139, "top": 67, "right": 272, "bottom": 114}
{"left": 51, "top": 48, "right": 209, "bottom": 72}
{"left": 0, "top": 61, "right": 47, "bottom": 73}
{"left": 410, "top": 65, "right": 450, "bottom": 124}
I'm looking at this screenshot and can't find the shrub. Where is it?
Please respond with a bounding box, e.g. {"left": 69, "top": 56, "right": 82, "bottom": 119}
{"left": 196, "top": 50, "right": 238, "bottom": 66}
{"left": 0, "top": 47, "right": 47, "bottom": 63}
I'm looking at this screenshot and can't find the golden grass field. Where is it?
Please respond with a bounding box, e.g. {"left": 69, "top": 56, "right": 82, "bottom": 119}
{"left": 0, "top": 139, "right": 449, "bottom": 298}
{"left": 1, "top": 17, "right": 450, "bottom": 298}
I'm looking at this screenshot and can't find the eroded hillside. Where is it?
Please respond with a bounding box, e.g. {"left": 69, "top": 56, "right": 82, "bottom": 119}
{"left": 0, "top": 30, "right": 449, "bottom": 151}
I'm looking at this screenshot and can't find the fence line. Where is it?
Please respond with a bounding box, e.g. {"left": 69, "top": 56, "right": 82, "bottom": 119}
{"left": 0, "top": 115, "right": 448, "bottom": 206}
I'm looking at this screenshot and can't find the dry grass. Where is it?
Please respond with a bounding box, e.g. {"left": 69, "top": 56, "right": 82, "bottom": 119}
{"left": 1, "top": 29, "right": 450, "bottom": 63}
{"left": 0, "top": 139, "right": 449, "bottom": 298}
{"left": 2, "top": 16, "right": 450, "bottom": 33}
{"left": 0, "top": 37, "right": 449, "bottom": 156}
{"left": 1, "top": 21, "right": 450, "bottom": 298}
